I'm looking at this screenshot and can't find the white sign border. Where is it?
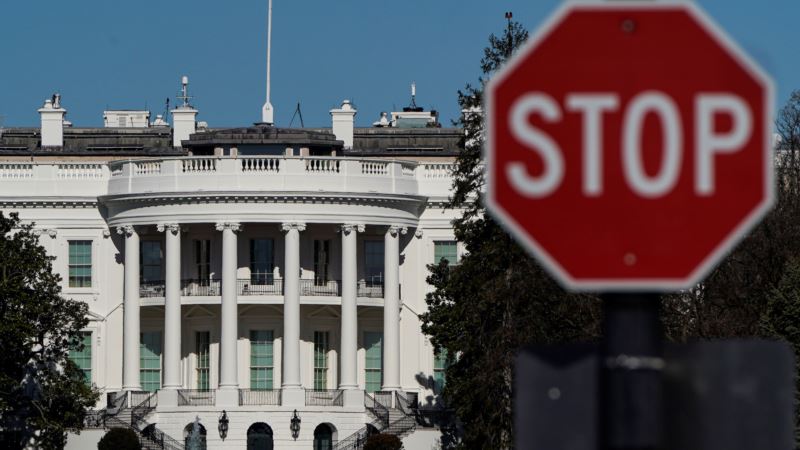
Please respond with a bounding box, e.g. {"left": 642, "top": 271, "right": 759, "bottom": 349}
{"left": 484, "top": 0, "right": 776, "bottom": 293}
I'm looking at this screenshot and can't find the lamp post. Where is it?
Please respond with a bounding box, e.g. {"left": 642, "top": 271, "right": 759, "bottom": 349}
{"left": 218, "top": 410, "right": 229, "bottom": 441}
{"left": 290, "top": 409, "right": 301, "bottom": 440}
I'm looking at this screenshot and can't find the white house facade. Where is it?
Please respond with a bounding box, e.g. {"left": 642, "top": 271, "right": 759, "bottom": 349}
{"left": 0, "top": 91, "right": 463, "bottom": 449}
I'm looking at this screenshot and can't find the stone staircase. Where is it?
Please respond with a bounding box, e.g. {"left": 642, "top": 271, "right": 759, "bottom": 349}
{"left": 333, "top": 391, "right": 417, "bottom": 450}
{"left": 86, "top": 391, "right": 184, "bottom": 450}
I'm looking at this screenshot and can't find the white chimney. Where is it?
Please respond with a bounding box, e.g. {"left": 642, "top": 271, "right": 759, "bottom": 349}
{"left": 38, "top": 95, "right": 66, "bottom": 147}
{"left": 171, "top": 76, "right": 198, "bottom": 148}
{"left": 330, "top": 100, "right": 357, "bottom": 149}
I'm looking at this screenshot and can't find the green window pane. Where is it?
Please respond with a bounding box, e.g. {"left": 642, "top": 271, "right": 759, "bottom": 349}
{"left": 433, "top": 349, "right": 450, "bottom": 394}
{"left": 364, "top": 332, "right": 382, "bottom": 393}
{"left": 434, "top": 241, "right": 458, "bottom": 265}
{"left": 140, "top": 332, "right": 162, "bottom": 392}
{"left": 68, "top": 241, "right": 93, "bottom": 287}
{"left": 314, "top": 331, "right": 329, "bottom": 390}
{"left": 196, "top": 331, "right": 210, "bottom": 390}
{"left": 68, "top": 332, "right": 92, "bottom": 385}
{"left": 250, "top": 330, "right": 274, "bottom": 390}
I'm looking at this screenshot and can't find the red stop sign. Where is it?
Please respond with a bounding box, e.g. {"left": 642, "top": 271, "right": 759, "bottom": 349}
{"left": 486, "top": 2, "right": 774, "bottom": 291}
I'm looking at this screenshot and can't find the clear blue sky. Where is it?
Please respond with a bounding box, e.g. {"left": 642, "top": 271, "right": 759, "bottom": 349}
{"left": 0, "top": 1, "right": 797, "bottom": 128}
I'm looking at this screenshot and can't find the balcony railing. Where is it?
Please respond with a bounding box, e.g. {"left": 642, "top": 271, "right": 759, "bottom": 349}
{"left": 180, "top": 279, "right": 221, "bottom": 296}
{"left": 306, "top": 389, "right": 344, "bottom": 406}
{"left": 239, "top": 389, "right": 281, "bottom": 406}
{"left": 177, "top": 389, "right": 215, "bottom": 406}
{"left": 139, "top": 280, "right": 165, "bottom": 298}
{"left": 238, "top": 278, "right": 283, "bottom": 296}
{"left": 357, "top": 280, "right": 384, "bottom": 298}
{"left": 300, "top": 279, "right": 341, "bottom": 296}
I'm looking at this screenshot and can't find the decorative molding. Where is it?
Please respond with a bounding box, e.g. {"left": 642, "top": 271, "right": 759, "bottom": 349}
{"left": 116, "top": 225, "right": 135, "bottom": 237}
{"left": 157, "top": 223, "right": 181, "bottom": 234}
{"left": 214, "top": 222, "right": 241, "bottom": 232}
{"left": 340, "top": 223, "right": 365, "bottom": 235}
{"left": 31, "top": 229, "right": 43, "bottom": 237}
{"left": 32, "top": 228, "right": 57, "bottom": 238}
{"left": 414, "top": 228, "right": 423, "bottom": 239}
{"left": 281, "top": 222, "right": 307, "bottom": 232}
{"left": 388, "top": 225, "right": 408, "bottom": 237}
{"left": 46, "top": 229, "right": 58, "bottom": 238}
{"left": 102, "top": 229, "right": 111, "bottom": 238}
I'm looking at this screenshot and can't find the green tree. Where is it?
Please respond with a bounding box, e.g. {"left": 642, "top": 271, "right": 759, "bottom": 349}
{"left": 420, "top": 18, "right": 602, "bottom": 450}
{"left": 0, "top": 212, "right": 99, "bottom": 449}
{"left": 97, "top": 428, "right": 140, "bottom": 450}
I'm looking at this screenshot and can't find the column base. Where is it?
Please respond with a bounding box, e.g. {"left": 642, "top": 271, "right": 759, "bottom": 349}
{"left": 216, "top": 387, "right": 240, "bottom": 407}
{"left": 158, "top": 389, "right": 179, "bottom": 407}
{"left": 281, "top": 387, "right": 305, "bottom": 407}
{"left": 342, "top": 389, "right": 365, "bottom": 408}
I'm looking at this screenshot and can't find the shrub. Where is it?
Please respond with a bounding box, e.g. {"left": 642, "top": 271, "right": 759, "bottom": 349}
{"left": 98, "top": 428, "right": 140, "bottom": 450}
{"left": 364, "top": 433, "right": 403, "bottom": 450}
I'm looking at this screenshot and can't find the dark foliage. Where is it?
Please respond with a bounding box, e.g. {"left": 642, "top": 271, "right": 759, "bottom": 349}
{"left": 364, "top": 433, "right": 403, "bottom": 450}
{"left": 0, "top": 212, "right": 99, "bottom": 449}
{"left": 420, "top": 19, "right": 602, "bottom": 450}
{"left": 97, "top": 428, "right": 140, "bottom": 450}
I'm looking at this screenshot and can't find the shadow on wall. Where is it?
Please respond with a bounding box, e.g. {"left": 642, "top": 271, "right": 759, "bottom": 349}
{"left": 414, "top": 372, "right": 462, "bottom": 449}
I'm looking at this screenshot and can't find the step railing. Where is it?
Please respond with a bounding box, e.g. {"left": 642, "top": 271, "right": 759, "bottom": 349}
{"left": 306, "top": 389, "right": 344, "bottom": 406}
{"left": 239, "top": 389, "right": 281, "bottom": 405}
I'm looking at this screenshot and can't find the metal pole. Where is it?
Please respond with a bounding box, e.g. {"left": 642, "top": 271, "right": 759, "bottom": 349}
{"left": 266, "top": 0, "right": 272, "bottom": 106}
{"left": 600, "top": 293, "right": 664, "bottom": 450}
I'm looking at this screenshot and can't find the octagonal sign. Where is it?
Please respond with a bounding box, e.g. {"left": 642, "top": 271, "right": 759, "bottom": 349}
{"left": 486, "top": 1, "right": 774, "bottom": 292}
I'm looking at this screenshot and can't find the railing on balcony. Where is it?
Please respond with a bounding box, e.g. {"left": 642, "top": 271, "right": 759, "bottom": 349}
{"left": 306, "top": 389, "right": 344, "bottom": 406}
{"left": 177, "top": 389, "right": 215, "bottom": 406}
{"left": 180, "top": 279, "right": 221, "bottom": 296}
{"left": 357, "top": 280, "right": 384, "bottom": 298}
{"left": 140, "top": 280, "right": 165, "bottom": 298}
{"left": 238, "top": 278, "right": 283, "bottom": 296}
{"left": 300, "top": 279, "right": 341, "bottom": 296}
{"left": 239, "top": 389, "right": 281, "bottom": 406}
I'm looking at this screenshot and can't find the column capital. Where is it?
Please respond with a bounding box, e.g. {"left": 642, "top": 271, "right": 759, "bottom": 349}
{"left": 414, "top": 228, "right": 423, "bottom": 239}
{"left": 157, "top": 223, "right": 181, "bottom": 235}
{"left": 215, "top": 222, "right": 242, "bottom": 232}
{"left": 116, "top": 225, "right": 135, "bottom": 237}
{"left": 340, "top": 223, "right": 365, "bottom": 235}
{"left": 281, "top": 222, "right": 307, "bottom": 232}
{"left": 387, "top": 225, "right": 408, "bottom": 237}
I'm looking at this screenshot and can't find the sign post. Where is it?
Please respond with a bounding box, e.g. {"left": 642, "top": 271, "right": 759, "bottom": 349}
{"left": 484, "top": 2, "right": 788, "bottom": 449}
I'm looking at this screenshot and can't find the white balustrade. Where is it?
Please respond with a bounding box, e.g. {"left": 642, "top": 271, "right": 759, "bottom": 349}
{"left": 421, "top": 163, "right": 453, "bottom": 179}
{"left": 241, "top": 157, "right": 280, "bottom": 173}
{"left": 361, "top": 161, "right": 388, "bottom": 175}
{"left": 401, "top": 163, "right": 416, "bottom": 177}
{"left": 0, "top": 163, "right": 33, "bottom": 179}
{"left": 133, "top": 161, "right": 161, "bottom": 176}
{"left": 182, "top": 158, "right": 217, "bottom": 173}
{"left": 305, "top": 158, "right": 340, "bottom": 173}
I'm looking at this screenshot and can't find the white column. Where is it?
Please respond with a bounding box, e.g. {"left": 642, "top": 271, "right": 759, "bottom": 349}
{"left": 160, "top": 223, "right": 182, "bottom": 389}
{"left": 281, "top": 222, "right": 305, "bottom": 406}
{"left": 118, "top": 225, "right": 141, "bottom": 391}
{"left": 216, "top": 222, "right": 240, "bottom": 394}
{"left": 340, "top": 224, "right": 363, "bottom": 390}
{"left": 383, "top": 225, "right": 405, "bottom": 391}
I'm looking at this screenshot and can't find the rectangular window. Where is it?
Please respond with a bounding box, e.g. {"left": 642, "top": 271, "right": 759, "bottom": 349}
{"left": 140, "top": 240, "right": 163, "bottom": 283}
{"left": 250, "top": 330, "right": 274, "bottom": 390}
{"left": 196, "top": 331, "right": 210, "bottom": 390}
{"left": 314, "top": 240, "right": 330, "bottom": 285}
{"left": 314, "top": 331, "right": 329, "bottom": 390}
{"left": 433, "top": 348, "right": 451, "bottom": 394}
{"left": 69, "top": 332, "right": 92, "bottom": 385}
{"left": 364, "top": 241, "right": 384, "bottom": 287}
{"left": 68, "top": 240, "right": 92, "bottom": 288}
{"left": 434, "top": 241, "right": 459, "bottom": 265}
{"left": 364, "top": 331, "right": 382, "bottom": 393}
{"left": 250, "top": 239, "right": 274, "bottom": 284}
{"left": 140, "top": 331, "right": 162, "bottom": 392}
{"left": 194, "top": 240, "right": 211, "bottom": 281}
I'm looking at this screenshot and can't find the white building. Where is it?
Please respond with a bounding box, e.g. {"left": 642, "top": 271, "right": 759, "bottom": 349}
{"left": 0, "top": 89, "right": 462, "bottom": 449}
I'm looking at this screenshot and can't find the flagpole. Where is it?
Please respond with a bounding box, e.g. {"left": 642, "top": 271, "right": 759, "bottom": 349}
{"left": 262, "top": 0, "right": 274, "bottom": 124}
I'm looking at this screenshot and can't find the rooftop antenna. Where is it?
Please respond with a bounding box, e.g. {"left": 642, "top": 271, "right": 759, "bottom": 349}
{"left": 177, "top": 75, "right": 193, "bottom": 107}
{"left": 261, "top": 0, "right": 275, "bottom": 125}
{"left": 410, "top": 82, "right": 417, "bottom": 109}
{"left": 164, "top": 98, "right": 170, "bottom": 122}
{"left": 289, "top": 102, "right": 304, "bottom": 128}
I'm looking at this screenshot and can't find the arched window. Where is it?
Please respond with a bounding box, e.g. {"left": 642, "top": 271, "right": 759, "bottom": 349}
{"left": 183, "top": 421, "right": 207, "bottom": 450}
{"left": 314, "top": 423, "right": 336, "bottom": 450}
{"left": 247, "top": 422, "right": 274, "bottom": 450}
